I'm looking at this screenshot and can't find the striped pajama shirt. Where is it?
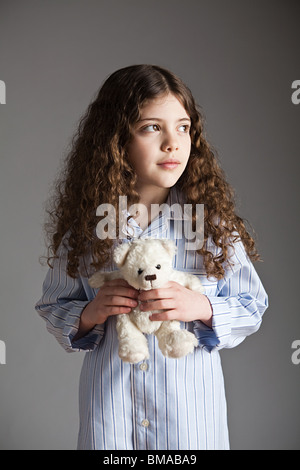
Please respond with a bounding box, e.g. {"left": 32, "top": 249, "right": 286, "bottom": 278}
{"left": 35, "top": 186, "right": 268, "bottom": 450}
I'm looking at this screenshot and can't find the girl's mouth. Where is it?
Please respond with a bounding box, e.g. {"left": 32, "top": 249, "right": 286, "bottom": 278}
{"left": 157, "top": 161, "right": 180, "bottom": 170}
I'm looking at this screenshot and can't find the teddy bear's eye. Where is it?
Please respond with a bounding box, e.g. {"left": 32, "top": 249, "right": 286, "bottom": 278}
{"left": 138, "top": 268, "right": 143, "bottom": 275}
{"left": 155, "top": 264, "right": 161, "bottom": 270}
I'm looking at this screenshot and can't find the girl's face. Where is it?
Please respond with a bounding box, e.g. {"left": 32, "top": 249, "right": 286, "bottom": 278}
{"left": 127, "top": 93, "right": 191, "bottom": 200}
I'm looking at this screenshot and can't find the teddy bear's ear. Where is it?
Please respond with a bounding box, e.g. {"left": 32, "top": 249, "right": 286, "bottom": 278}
{"left": 113, "top": 242, "right": 131, "bottom": 267}
{"left": 159, "top": 239, "right": 176, "bottom": 257}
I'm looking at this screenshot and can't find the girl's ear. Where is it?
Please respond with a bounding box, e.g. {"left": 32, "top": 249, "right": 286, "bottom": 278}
{"left": 159, "top": 239, "right": 176, "bottom": 258}
{"left": 113, "top": 242, "right": 131, "bottom": 267}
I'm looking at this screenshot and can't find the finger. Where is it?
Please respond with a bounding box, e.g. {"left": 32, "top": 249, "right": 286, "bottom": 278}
{"left": 105, "top": 294, "right": 138, "bottom": 308}
{"left": 149, "top": 310, "right": 177, "bottom": 321}
{"left": 106, "top": 305, "right": 133, "bottom": 316}
{"left": 140, "top": 299, "right": 174, "bottom": 311}
{"left": 105, "top": 285, "right": 139, "bottom": 299}
{"left": 138, "top": 288, "right": 173, "bottom": 302}
{"left": 96, "top": 280, "right": 139, "bottom": 301}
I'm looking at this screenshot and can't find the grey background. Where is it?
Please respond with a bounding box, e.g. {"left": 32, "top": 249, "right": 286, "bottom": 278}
{"left": 0, "top": 0, "right": 299, "bottom": 450}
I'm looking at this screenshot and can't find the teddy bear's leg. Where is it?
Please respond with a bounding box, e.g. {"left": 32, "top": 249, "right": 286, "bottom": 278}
{"left": 116, "top": 314, "right": 150, "bottom": 364}
{"left": 155, "top": 321, "right": 198, "bottom": 359}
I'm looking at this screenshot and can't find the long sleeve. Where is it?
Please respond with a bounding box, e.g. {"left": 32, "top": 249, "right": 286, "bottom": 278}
{"left": 35, "top": 244, "right": 105, "bottom": 353}
{"left": 193, "top": 238, "right": 269, "bottom": 351}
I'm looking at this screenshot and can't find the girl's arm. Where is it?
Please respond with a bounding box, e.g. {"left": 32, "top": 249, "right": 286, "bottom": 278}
{"left": 73, "top": 278, "right": 139, "bottom": 341}
{"left": 35, "top": 243, "right": 139, "bottom": 352}
{"left": 139, "top": 237, "right": 268, "bottom": 352}
{"left": 35, "top": 244, "right": 103, "bottom": 353}
{"left": 193, "top": 238, "right": 269, "bottom": 351}
{"left": 138, "top": 284, "right": 213, "bottom": 326}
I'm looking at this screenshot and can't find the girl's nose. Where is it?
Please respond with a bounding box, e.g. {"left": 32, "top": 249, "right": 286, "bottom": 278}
{"left": 161, "top": 133, "right": 179, "bottom": 152}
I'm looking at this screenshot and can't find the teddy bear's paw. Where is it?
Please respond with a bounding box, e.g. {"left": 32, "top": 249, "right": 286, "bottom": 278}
{"left": 118, "top": 338, "right": 150, "bottom": 364}
{"left": 158, "top": 330, "right": 198, "bottom": 359}
{"left": 88, "top": 272, "right": 105, "bottom": 288}
{"left": 118, "top": 346, "right": 149, "bottom": 364}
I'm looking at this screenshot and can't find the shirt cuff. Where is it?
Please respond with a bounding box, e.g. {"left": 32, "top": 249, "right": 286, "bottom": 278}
{"left": 193, "top": 294, "right": 233, "bottom": 352}
{"left": 207, "top": 295, "right": 232, "bottom": 348}
{"left": 193, "top": 315, "right": 220, "bottom": 352}
{"left": 62, "top": 301, "right": 105, "bottom": 352}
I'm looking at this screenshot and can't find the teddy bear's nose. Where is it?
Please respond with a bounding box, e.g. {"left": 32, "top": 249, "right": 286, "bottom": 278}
{"left": 145, "top": 274, "right": 156, "bottom": 281}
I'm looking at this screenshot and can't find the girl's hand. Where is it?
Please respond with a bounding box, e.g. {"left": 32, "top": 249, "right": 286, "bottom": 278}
{"left": 138, "top": 281, "right": 213, "bottom": 328}
{"left": 76, "top": 279, "right": 139, "bottom": 339}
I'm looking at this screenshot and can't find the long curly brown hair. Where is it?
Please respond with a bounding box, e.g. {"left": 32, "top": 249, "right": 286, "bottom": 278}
{"left": 43, "top": 64, "right": 260, "bottom": 279}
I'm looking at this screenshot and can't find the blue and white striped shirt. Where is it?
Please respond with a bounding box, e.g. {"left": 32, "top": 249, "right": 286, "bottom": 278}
{"left": 35, "top": 187, "right": 268, "bottom": 450}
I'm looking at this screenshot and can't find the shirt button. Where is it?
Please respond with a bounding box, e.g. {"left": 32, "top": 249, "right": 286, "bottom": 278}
{"left": 141, "top": 419, "right": 150, "bottom": 427}
{"left": 139, "top": 362, "right": 148, "bottom": 371}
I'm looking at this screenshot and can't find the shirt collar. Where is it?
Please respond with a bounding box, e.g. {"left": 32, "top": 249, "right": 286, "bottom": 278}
{"left": 120, "top": 186, "right": 185, "bottom": 240}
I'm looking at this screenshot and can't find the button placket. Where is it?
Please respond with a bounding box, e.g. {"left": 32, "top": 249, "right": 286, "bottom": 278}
{"left": 139, "top": 362, "right": 148, "bottom": 372}
{"left": 135, "top": 361, "right": 151, "bottom": 436}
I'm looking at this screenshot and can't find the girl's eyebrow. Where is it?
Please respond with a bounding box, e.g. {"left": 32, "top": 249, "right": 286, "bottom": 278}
{"left": 138, "top": 117, "right": 191, "bottom": 122}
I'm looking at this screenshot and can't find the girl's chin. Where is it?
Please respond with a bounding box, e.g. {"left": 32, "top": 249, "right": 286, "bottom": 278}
{"left": 134, "top": 172, "right": 184, "bottom": 195}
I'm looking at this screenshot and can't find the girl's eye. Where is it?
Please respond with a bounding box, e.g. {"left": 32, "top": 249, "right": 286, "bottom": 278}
{"left": 142, "top": 124, "right": 160, "bottom": 132}
{"left": 178, "top": 124, "right": 190, "bottom": 132}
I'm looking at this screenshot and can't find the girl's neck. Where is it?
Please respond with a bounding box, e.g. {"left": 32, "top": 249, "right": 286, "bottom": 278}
{"left": 138, "top": 186, "right": 170, "bottom": 208}
{"left": 134, "top": 185, "right": 170, "bottom": 230}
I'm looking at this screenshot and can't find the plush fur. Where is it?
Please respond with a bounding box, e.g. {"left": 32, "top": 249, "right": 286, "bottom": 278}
{"left": 88, "top": 238, "right": 204, "bottom": 363}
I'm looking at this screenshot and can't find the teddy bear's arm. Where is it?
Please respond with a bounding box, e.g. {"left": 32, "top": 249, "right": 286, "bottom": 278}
{"left": 88, "top": 270, "right": 123, "bottom": 289}
{"left": 171, "top": 271, "right": 205, "bottom": 293}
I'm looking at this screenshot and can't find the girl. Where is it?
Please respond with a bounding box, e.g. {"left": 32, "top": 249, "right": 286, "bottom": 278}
{"left": 35, "top": 64, "right": 268, "bottom": 450}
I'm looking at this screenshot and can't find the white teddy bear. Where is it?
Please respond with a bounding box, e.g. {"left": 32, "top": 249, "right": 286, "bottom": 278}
{"left": 88, "top": 238, "right": 204, "bottom": 364}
